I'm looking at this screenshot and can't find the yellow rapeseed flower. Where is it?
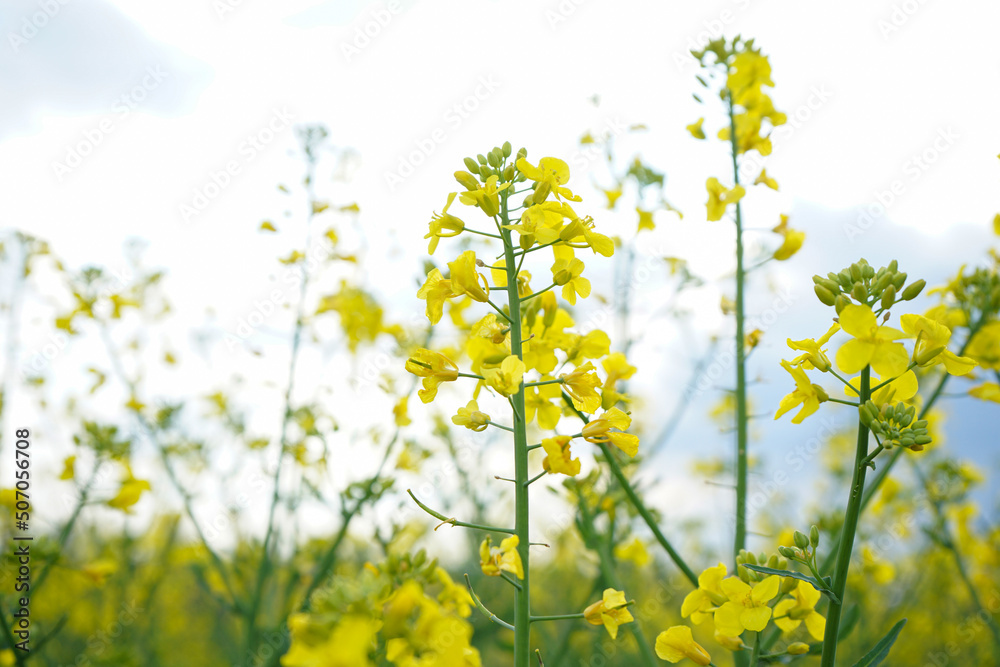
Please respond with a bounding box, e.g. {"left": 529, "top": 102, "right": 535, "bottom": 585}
{"left": 655, "top": 625, "right": 712, "bottom": 665}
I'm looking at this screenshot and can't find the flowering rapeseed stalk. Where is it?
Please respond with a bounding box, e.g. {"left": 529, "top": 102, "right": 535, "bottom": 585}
{"left": 405, "top": 143, "right": 643, "bottom": 664}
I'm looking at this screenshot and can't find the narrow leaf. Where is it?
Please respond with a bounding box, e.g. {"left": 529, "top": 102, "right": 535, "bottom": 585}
{"left": 852, "top": 618, "right": 906, "bottom": 667}
{"left": 743, "top": 564, "right": 841, "bottom": 604}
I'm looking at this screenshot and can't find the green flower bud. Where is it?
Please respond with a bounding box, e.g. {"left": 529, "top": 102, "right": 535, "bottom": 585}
{"left": 463, "top": 157, "right": 481, "bottom": 174}
{"left": 838, "top": 270, "right": 854, "bottom": 290}
{"left": 767, "top": 554, "right": 779, "bottom": 569}
{"left": 850, "top": 263, "right": 863, "bottom": 282}
{"left": 887, "top": 259, "right": 898, "bottom": 273}
{"left": 503, "top": 164, "right": 515, "bottom": 181}
{"left": 502, "top": 141, "right": 512, "bottom": 157}
{"left": 476, "top": 153, "right": 488, "bottom": 165}
{"left": 793, "top": 531, "right": 810, "bottom": 550}
{"left": 902, "top": 279, "right": 926, "bottom": 300}
{"left": 737, "top": 564, "right": 750, "bottom": 582}
{"left": 810, "top": 525, "right": 820, "bottom": 547}
{"left": 852, "top": 282, "right": 868, "bottom": 302}
{"left": 915, "top": 434, "right": 932, "bottom": 445}
{"left": 818, "top": 278, "right": 841, "bottom": 294}
{"left": 863, "top": 264, "right": 875, "bottom": 280}
{"left": 835, "top": 295, "right": 851, "bottom": 314}
{"left": 881, "top": 284, "right": 896, "bottom": 310}
{"left": 745, "top": 550, "right": 758, "bottom": 565}
{"left": 858, "top": 405, "right": 874, "bottom": 428}
{"left": 778, "top": 546, "right": 796, "bottom": 559}
{"left": 780, "top": 574, "right": 799, "bottom": 595}
{"left": 815, "top": 284, "right": 838, "bottom": 306}
{"left": 891, "top": 272, "right": 907, "bottom": 290}
{"left": 486, "top": 150, "right": 500, "bottom": 168}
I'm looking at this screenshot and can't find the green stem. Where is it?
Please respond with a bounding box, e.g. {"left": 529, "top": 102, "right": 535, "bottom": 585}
{"left": 501, "top": 184, "right": 533, "bottom": 666}
{"left": 820, "top": 366, "right": 871, "bottom": 667}
{"left": 727, "top": 88, "right": 750, "bottom": 568}
{"left": 407, "top": 489, "right": 514, "bottom": 534}
{"left": 577, "top": 491, "right": 659, "bottom": 667}
{"left": 530, "top": 612, "right": 586, "bottom": 623}
{"left": 820, "top": 318, "right": 984, "bottom": 574}
{"left": 561, "top": 392, "right": 699, "bottom": 587}
{"left": 520, "top": 283, "right": 559, "bottom": 303}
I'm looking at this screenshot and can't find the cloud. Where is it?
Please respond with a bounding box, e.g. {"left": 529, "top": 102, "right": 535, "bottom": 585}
{"left": 1, "top": 0, "right": 211, "bottom": 141}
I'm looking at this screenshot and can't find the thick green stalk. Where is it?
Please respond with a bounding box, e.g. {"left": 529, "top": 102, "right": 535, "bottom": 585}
{"left": 820, "top": 366, "right": 871, "bottom": 667}
{"left": 819, "top": 319, "right": 984, "bottom": 575}
{"left": 500, "top": 188, "right": 531, "bottom": 666}
{"left": 727, "top": 90, "right": 750, "bottom": 565}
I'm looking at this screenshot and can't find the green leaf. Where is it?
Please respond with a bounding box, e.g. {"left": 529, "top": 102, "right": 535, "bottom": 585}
{"left": 852, "top": 618, "right": 907, "bottom": 667}
{"left": 742, "top": 564, "right": 841, "bottom": 604}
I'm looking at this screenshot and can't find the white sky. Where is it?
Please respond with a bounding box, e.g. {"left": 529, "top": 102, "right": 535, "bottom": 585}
{"left": 2, "top": 0, "right": 999, "bottom": 557}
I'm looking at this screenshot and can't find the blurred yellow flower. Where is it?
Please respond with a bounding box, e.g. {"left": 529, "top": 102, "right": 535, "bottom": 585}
{"left": 584, "top": 588, "right": 634, "bottom": 639}
{"left": 705, "top": 177, "right": 745, "bottom": 222}
{"left": 480, "top": 535, "right": 524, "bottom": 579}
{"left": 655, "top": 625, "right": 711, "bottom": 665}
{"left": 541, "top": 435, "right": 580, "bottom": 476}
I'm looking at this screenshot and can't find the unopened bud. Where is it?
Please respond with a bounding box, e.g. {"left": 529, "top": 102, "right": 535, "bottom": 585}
{"left": 455, "top": 171, "right": 479, "bottom": 191}
{"left": 810, "top": 525, "right": 820, "bottom": 547}
{"left": 793, "top": 531, "right": 810, "bottom": 550}
{"left": 502, "top": 141, "right": 512, "bottom": 157}
{"left": 902, "top": 279, "right": 926, "bottom": 301}
{"left": 881, "top": 284, "right": 896, "bottom": 310}
{"left": 788, "top": 642, "right": 810, "bottom": 655}
{"left": 815, "top": 284, "right": 837, "bottom": 306}
{"left": 463, "top": 157, "right": 480, "bottom": 174}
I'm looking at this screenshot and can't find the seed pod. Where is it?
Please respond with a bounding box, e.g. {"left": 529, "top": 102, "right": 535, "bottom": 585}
{"left": 902, "top": 279, "right": 926, "bottom": 301}
{"left": 881, "top": 284, "right": 896, "bottom": 310}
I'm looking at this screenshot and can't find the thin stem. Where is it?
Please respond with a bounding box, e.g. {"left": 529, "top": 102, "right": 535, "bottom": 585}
{"left": 487, "top": 299, "right": 513, "bottom": 323}
{"left": 820, "top": 365, "right": 871, "bottom": 667}
{"left": 524, "top": 378, "right": 563, "bottom": 388}
{"left": 530, "top": 612, "right": 586, "bottom": 623}
{"left": 525, "top": 471, "right": 547, "bottom": 486}
{"left": 458, "top": 372, "right": 486, "bottom": 380}
{"left": 465, "top": 574, "right": 515, "bottom": 631}
{"left": 466, "top": 228, "right": 503, "bottom": 239}
{"left": 826, "top": 398, "right": 859, "bottom": 407}
{"left": 561, "top": 392, "right": 699, "bottom": 587}
{"left": 487, "top": 420, "right": 515, "bottom": 433}
{"left": 406, "top": 489, "right": 515, "bottom": 534}
{"left": 828, "top": 368, "right": 859, "bottom": 393}
{"left": 727, "top": 88, "right": 750, "bottom": 568}
{"left": 501, "top": 182, "right": 533, "bottom": 666}
{"left": 520, "top": 283, "right": 559, "bottom": 303}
